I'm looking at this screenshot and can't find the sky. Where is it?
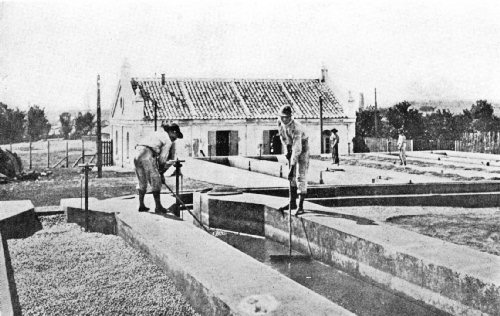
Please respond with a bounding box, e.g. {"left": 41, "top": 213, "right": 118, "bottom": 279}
{"left": 0, "top": 0, "right": 499, "bottom": 114}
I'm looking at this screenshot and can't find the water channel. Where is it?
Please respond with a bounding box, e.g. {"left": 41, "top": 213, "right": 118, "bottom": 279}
{"left": 217, "top": 232, "right": 451, "bottom": 316}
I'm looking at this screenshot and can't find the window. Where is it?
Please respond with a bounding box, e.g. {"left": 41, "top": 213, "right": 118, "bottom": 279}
{"left": 116, "top": 131, "right": 119, "bottom": 155}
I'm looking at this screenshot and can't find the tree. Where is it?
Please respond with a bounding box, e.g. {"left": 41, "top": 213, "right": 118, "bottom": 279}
{"left": 0, "top": 102, "right": 26, "bottom": 144}
{"left": 424, "top": 109, "right": 456, "bottom": 140}
{"left": 386, "top": 101, "right": 424, "bottom": 139}
{"left": 355, "top": 107, "right": 386, "bottom": 137}
{"left": 72, "top": 111, "right": 95, "bottom": 138}
{"left": 469, "top": 100, "right": 499, "bottom": 132}
{"left": 27, "top": 105, "right": 51, "bottom": 141}
{"left": 59, "top": 112, "right": 73, "bottom": 139}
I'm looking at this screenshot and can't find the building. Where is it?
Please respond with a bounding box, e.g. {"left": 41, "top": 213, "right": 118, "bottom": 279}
{"left": 110, "top": 62, "right": 356, "bottom": 167}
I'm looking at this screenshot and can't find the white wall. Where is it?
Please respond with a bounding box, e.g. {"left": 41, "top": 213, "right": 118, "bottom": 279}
{"left": 110, "top": 117, "right": 356, "bottom": 167}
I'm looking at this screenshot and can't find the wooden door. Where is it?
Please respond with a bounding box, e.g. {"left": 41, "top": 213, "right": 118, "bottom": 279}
{"left": 229, "top": 130, "right": 239, "bottom": 156}
{"left": 208, "top": 131, "right": 216, "bottom": 157}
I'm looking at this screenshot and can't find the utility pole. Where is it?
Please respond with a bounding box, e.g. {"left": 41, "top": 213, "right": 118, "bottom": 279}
{"left": 96, "top": 75, "right": 102, "bottom": 178}
{"left": 319, "top": 96, "right": 324, "bottom": 153}
{"left": 374, "top": 88, "right": 378, "bottom": 137}
{"left": 154, "top": 100, "right": 158, "bottom": 131}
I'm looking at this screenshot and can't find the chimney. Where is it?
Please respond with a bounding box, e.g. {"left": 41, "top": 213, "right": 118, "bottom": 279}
{"left": 321, "top": 67, "right": 328, "bottom": 83}
{"left": 161, "top": 74, "right": 165, "bottom": 86}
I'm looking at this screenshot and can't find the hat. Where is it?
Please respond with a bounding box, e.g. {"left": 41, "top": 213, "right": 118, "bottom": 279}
{"left": 331, "top": 128, "right": 338, "bottom": 133}
{"left": 163, "top": 122, "right": 184, "bottom": 139}
{"left": 398, "top": 128, "right": 404, "bottom": 133}
{"left": 277, "top": 105, "right": 293, "bottom": 117}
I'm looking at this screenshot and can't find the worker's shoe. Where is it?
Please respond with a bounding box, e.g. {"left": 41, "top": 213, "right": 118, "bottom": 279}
{"left": 295, "top": 193, "right": 306, "bottom": 216}
{"left": 155, "top": 207, "right": 168, "bottom": 214}
{"left": 152, "top": 191, "right": 167, "bottom": 214}
{"left": 138, "top": 189, "right": 149, "bottom": 212}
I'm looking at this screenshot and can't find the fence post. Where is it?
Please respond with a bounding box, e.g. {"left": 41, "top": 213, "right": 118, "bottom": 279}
{"left": 82, "top": 139, "right": 85, "bottom": 164}
{"left": 47, "top": 140, "right": 50, "bottom": 168}
{"left": 66, "top": 141, "right": 69, "bottom": 168}
{"left": 29, "top": 139, "right": 32, "bottom": 170}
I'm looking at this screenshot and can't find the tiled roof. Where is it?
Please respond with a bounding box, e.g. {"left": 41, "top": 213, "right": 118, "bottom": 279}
{"left": 133, "top": 78, "right": 345, "bottom": 120}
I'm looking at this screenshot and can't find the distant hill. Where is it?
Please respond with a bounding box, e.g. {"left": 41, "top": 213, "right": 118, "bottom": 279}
{"left": 409, "top": 100, "right": 500, "bottom": 115}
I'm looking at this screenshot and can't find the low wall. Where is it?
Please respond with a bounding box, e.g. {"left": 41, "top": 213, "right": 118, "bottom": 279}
{"left": 197, "top": 192, "right": 500, "bottom": 315}
{"left": 61, "top": 197, "right": 354, "bottom": 316}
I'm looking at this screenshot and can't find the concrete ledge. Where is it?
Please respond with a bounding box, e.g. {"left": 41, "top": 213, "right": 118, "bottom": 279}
{"left": 62, "top": 196, "right": 353, "bottom": 315}
{"left": 0, "top": 200, "right": 41, "bottom": 239}
{"left": 115, "top": 210, "right": 354, "bottom": 316}
{"left": 246, "top": 181, "right": 500, "bottom": 198}
{"left": 198, "top": 192, "right": 500, "bottom": 315}
{"left": 0, "top": 200, "right": 38, "bottom": 316}
{"left": 310, "top": 191, "right": 500, "bottom": 208}
{"left": 0, "top": 234, "right": 22, "bottom": 316}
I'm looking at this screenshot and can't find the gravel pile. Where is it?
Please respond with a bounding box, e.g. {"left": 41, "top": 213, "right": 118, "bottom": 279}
{"left": 8, "top": 215, "right": 199, "bottom": 316}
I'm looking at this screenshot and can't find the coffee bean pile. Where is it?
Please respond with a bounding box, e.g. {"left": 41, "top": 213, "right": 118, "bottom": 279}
{"left": 8, "top": 215, "right": 199, "bottom": 316}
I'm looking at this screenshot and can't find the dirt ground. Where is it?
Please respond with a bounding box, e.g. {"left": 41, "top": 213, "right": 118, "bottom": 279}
{"left": 1, "top": 141, "right": 219, "bottom": 206}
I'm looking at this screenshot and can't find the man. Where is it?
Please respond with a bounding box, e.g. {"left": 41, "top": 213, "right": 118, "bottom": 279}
{"left": 330, "top": 128, "right": 339, "bottom": 165}
{"left": 133, "top": 122, "right": 184, "bottom": 213}
{"left": 277, "top": 105, "right": 310, "bottom": 215}
{"left": 397, "top": 128, "right": 407, "bottom": 166}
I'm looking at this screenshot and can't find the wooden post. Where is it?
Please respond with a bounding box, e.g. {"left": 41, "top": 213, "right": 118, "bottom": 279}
{"left": 174, "top": 159, "right": 182, "bottom": 218}
{"left": 47, "top": 140, "right": 50, "bottom": 168}
{"left": 84, "top": 163, "right": 89, "bottom": 232}
{"left": 154, "top": 101, "right": 158, "bottom": 131}
{"left": 96, "top": 75, "right": 103, "bottom": 178}
{"left": 319, "top": 96, "right": 324, "bottom": 153}
{"left": 29, "top": 139, "right": 32, "bottom": 170}
{"left": 374, "top": 88, "right": 378, "bottom": 138}
{"left": 82, "top": 139, "right": 85, "bottom": 164}
{"left": 66, "top": 141, "right": 69, "bottom": 168}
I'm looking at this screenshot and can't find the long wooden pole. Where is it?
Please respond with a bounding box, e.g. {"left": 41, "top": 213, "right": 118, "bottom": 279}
{"left": 374, "top": 88, "right": 378, "bottom": 137}
{"left": 319, "top": 96, "right": 324, "bottom": 153}
{"left": 96, "top": 75, "right": 102, "bottom": 178}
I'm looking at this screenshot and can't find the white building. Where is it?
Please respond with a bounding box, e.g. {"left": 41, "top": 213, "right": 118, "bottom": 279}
{"left": 110, "top": 62, "right": 356, "bottom": 167}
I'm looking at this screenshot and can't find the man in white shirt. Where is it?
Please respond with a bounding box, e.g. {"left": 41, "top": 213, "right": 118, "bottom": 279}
{"left": 397, "top": 128, "right": 407, "bottom": 166}
{"left": 134, "top": 123, "right": 184, "bottom": 213}
{"left": 277, "top": 105, "right": 310, "bottom": 215}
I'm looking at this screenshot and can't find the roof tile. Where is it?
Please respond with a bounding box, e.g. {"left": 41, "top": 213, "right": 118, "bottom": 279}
{"left": 134, "top": 78, "right": 345, "bottom": 120}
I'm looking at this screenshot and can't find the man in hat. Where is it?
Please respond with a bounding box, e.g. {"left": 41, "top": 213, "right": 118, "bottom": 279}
{"left": 397, "top": 128, "right": 407, "bottom": 166}
{"left": 330, "top": 128, "right": 339, "bottom": 165}
{"left": 277, "top": 105, "right": 310, "bottom": 215}
{"left": 133, "top": 122, "right": 184, "bottom": 213}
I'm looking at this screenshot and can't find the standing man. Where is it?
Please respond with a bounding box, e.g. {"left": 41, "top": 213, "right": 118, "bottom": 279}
{"left": 134, "top": 122, "right": 184, "bottom": 213}
{"left": 397, "top": 128, "right": 407, "bottom": 166}
{"left": 277, "top": 105, "right": 310, "bottom": 215}
{"left": 330, "top": 128, "right": 339, "bottom": 165}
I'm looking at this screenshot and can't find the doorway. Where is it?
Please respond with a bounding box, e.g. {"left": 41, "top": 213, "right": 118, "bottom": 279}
{"left": 216, "top": 131, "right": 230, "bottom": 156}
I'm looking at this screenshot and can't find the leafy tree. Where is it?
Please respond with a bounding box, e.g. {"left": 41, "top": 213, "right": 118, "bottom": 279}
{"left": 0, "top": 102, "right": 26, "bottom": 144}
{"left": 72, "top": 112, "right": 95, "bottom": 138}
{"left": 386, "top": 101, "right": 424, "bottom": 139}
{"left": 469, "top": 100, "right": 499, "bottom": 132}
{"left": 59, "top": 112, "right": 73, "bottom": 139}
{"left": 355, "top": 107, "right": 385, "bottom": 137}
{"left": 424, "top": 109, "right": 456, "bottom": 140}
{"left": 27, "top": 105, "right": 51, "bottom": 141}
